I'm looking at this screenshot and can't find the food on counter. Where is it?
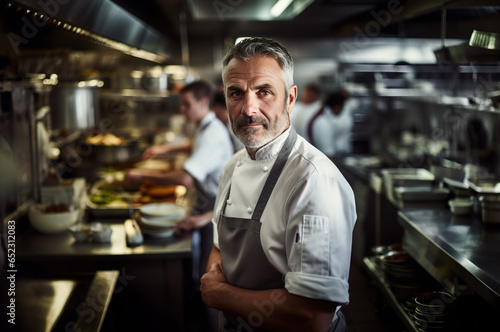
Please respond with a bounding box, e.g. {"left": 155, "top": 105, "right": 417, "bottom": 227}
{"left": 29, "top": 203, "right": 79, "bottom": 234}
{"left": 87, "top": 178, "right": 186, "bottom": 217}
{"left": 141, "top": 184, "right": 178, "bottom": 198}
{"left": 89, "top": 191, "right": 122, "bottom": 205}
{"left": 44, "top": 204, "right": 70, "bottom": 213}
{"left": 134, "top": 159, "right": 174, "bottom": 171}
{"left": 85, "top": 133, "right": 124, "bottom": 146}
{"left": 133, "top": 182, "right": 180, "bottom": 204}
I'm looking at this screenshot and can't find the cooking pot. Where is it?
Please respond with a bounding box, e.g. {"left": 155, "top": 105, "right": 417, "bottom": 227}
{"left": 83, "top": 139, "right": 142, "bottom": 164}
{"left": 50, "top": 84, "right": 98, "bottom": 130}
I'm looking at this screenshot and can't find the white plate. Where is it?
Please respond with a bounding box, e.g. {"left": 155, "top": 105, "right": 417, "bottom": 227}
{"left": 142, "top": 228, "right": 175, "bottom": 238}
{"left": 140, "top": 203, "right": 185, "bottom": 218}
{"left": 140, "top": 215, "right": 183, "bottom": 228}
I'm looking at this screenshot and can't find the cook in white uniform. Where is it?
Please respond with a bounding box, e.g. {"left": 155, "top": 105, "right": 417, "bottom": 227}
{"left": 200, "top": 37, "right": 356, "bottom": 332}
{"left": 307, "top": 90, "right": 354, "bottom": 157}
{"left": 290, "top": 83, "right": 322, "bottom": 140}
{"left": 126, "top": 80, "right": 234, "bottom": 289}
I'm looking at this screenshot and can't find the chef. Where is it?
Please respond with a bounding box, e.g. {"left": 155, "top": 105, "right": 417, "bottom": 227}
{"left": 126, "top": 80, "right": 234, "bottom": 292}
{"left": 200, "top": 37, "right": 357, "bottom": 332}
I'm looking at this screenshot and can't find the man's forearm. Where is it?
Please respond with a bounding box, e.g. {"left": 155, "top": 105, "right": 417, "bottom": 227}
{"left": 142, "top": 169, "right": 193, "bottom": 187}
{"left": 201, "top": 249, "right": 337, "bottom": 332}
{"left": 209, "top": 283, "right": 337, "bottom": 332}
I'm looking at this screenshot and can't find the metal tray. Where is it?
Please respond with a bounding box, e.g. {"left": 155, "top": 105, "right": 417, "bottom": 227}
{"left": 394, "top": 187, "right": 450, "bottom": 202}
{"left": 86, "top": 179, "right": 186, "bottom": 218}
{"left": 468, "top": 178, "right": 500, "bottom": 194}
{"left": 381, "top": 168, "right": 435, "bottom": 184}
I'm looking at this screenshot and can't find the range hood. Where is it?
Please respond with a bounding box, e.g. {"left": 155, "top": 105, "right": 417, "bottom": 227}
{"left": 434, "top": 30, "right": 500, "bottom": 63}
{"left": 186, "top": 0, "right": 315, "bottom": 21}
{"left": 6, "top": 0, "right": 174, "bottom": 63}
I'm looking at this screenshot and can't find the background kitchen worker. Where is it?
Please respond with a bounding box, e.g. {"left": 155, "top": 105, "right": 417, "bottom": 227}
{"left": 290, "top": 82, "right": 322, "bottom": 140}
{"left": 126, "top": 80, "right": 233, "bottom": 330}
{"left": 306, "top": 88, "right": 354, "bottom": 157}
{"left": 200, "top": 37, "right": 357, "bottom": 332}
{"left": 212, "top": 91, "right": 244, "bottom": 153}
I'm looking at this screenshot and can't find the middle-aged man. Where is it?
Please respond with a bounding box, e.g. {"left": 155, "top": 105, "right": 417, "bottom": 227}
{"left": 200, "top": 37, "right": 357, "bottom": 332}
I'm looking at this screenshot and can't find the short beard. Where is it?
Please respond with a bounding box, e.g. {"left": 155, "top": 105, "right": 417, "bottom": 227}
{"left": 231, "top": 108, "right": 289, "bottom": 149}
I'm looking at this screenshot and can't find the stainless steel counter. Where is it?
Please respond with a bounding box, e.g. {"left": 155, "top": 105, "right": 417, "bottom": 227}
{"left": 398, "top": 209, "right": 500, "bottom": 308}
{"left": 17, "top": 223, "right": 192, "bottom": 331}
{"left": 17, "top": 223, "right": 191, "bottom": 259}
{"left": 16, "top": 271, "right": 119, "bottom": 332}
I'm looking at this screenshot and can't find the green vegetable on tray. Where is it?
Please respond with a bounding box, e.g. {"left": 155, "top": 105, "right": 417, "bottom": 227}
{"left": 89, "top": 191, "right": 119, "bottom": 205}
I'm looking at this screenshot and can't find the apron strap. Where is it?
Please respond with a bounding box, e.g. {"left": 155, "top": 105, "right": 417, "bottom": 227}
{"left": 306, "top": 105, "right": 325, "bottom": 147}
{"left": 251, "top": 127, "right": 297, "bottom": 221}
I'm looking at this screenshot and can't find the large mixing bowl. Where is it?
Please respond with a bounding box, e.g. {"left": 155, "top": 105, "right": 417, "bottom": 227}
{"left": 28, "top": 204, "right": 79, "bottom": 234}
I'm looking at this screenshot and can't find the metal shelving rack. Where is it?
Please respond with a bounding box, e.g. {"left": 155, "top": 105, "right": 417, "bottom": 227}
{"left": 362, "top": 256, "right": 420, "bottom": 332}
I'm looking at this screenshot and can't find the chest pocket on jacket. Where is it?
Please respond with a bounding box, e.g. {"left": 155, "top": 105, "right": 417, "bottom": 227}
{"left": 295, "top": 215, "right": 330, "bottom": 275}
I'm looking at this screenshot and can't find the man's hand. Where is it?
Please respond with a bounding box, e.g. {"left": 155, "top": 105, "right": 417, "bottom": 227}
{"left": 141, "top": 145, "right": 171, "bottom": 160}
{"left": 174, "top": 212, "right": 213, "bottom": 231}
{"left": 124, "top": 169, "right": 159, "bottom": 186}
{"left": 200, "top": 262, "right": 227, "bottom": 308}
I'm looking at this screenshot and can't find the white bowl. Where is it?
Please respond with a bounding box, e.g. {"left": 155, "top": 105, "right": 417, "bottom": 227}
{"left": 140, "top": 203, "right": 185, "bottom": 218}
{"left": 448, "top": 198, "right": 473, "bottom": 215}
{"left": 69, "top": 224, "right": 92, "bottom": 242}
{"left": 90, "top": 222, "right": 112, "bottom": 243}
{"left": 28, "top": 204, "right": 79, "bottom": 234}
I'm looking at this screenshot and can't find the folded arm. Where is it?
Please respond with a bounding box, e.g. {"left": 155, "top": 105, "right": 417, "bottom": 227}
{"left": 200, "top": 246, "right": 338, "bottom": 332}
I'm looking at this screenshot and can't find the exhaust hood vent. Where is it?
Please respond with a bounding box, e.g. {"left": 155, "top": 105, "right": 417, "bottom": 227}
{"left": 434, "top": 42, "right": 500, "bottom": 63}
{"left": 5, "top": 0, "right": 173, "bottom": 63}
{"left": 434, "top": 29, "right": 500, "bottom": 64}
{"left": 186, "top": 0, "right": 314, "bottom": 21}
{"left": 469, "top": 30, "right": 500, "bottom": 50}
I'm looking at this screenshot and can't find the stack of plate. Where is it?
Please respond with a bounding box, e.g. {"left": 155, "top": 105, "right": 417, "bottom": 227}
{"left": 136, "top": 203, "right": 185, "bottom": 238}
{"left": 380, "top": 251, "right": 427, "bottom": 300}
{"left": 413, "top": 291, "right": 456, "bottom": 331}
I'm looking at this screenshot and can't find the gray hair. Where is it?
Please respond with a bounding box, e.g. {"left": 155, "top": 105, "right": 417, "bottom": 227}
{"left": 221, "top": 37, "right": 294, "bottom": 93}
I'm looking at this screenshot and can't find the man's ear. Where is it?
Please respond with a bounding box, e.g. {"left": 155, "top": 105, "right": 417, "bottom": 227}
{"left": 202, "top": 96, "right": 211, "bottom": 108}
{"left": 287, "top": 85, "right": 298, "bottom": 114}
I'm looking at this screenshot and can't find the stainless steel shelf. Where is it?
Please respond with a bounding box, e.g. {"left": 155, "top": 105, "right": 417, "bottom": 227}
{"left": 398, "top": 209, "right": 500, "bottom": 308}
{"left": 362, "top": 256, "right": 419, "bottom": 332}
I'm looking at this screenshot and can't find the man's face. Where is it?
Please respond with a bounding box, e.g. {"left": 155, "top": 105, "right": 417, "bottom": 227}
{"left": 180, "top": 91, "right": 205, "bottom": 124}
{"left": 224, "top": 55, "right": 297, "bottom": 149}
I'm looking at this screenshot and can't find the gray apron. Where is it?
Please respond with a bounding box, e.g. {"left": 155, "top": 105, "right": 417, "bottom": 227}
{"left": 217, "top": 127, "right": 346, "bottom": 332}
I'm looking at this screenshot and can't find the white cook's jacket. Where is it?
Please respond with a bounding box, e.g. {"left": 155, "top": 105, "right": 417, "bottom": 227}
{"left": 212, "top": 128, "right": 357, "bottom": 304}
{"left": 311, "top": 102, "right": 354, "bottom": 157}
{"left": 183, "top": 111, "right": 233, "bottom": 198}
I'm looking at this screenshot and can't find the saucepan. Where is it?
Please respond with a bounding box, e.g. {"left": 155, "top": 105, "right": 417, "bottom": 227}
{"left": 81, "top": 132, "right": 145, "bottom": 164}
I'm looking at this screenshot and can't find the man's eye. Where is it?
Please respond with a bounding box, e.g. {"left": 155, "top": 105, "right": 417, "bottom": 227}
{"left": 259, "top": 90, "right": 271, "bottom": 96}
{"left": 230, "top": 91, "right": 242, "bottom": 97}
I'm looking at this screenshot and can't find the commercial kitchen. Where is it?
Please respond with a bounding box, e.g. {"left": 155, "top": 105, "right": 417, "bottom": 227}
{"left": 1, "top": 0, "right": 500, "bottom": 331}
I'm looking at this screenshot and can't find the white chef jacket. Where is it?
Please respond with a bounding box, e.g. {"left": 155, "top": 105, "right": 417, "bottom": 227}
{"left": 183, "top": 112, "right": 234, "bottom": 198}
{"left": 311, "top": 104, "right": 353, "bottom": 156}
{"left": 290, "top": 100, "right": 322, "bottom": 142}
{"left": 212, "top": 127, "right": 357, "bottom": 304}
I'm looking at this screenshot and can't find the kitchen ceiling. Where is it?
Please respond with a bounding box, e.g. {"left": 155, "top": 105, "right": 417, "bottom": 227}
{"left": 111, "top": 0, "right": 500, "bottom": 41}
{"left": 2, "top": 0, "right": 500, "bottom": 67}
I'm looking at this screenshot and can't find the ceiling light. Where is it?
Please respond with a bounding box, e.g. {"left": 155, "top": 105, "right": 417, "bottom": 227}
{"left": 271, "top": 0, "right": 293, "bottom": 18}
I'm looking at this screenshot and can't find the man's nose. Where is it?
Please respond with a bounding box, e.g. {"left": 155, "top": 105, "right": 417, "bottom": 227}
{"left": 241, "top": 94, "right": 259, "bottom": 116}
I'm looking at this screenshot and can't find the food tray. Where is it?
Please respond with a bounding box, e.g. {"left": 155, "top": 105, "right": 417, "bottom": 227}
{"left": 394, "top": 187, "right": 449, "bottom": 202}
{"left": 86, "top": 178, "right": 186, "bottom": 218}
{"left": 467, "top": 178, "right": 500, "bottom": 194}
{"left": 381, "top": 168, "right": 436, "bottom": 203}
{"left": 381, "top": 168, "right": 435, "bottom": 185}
